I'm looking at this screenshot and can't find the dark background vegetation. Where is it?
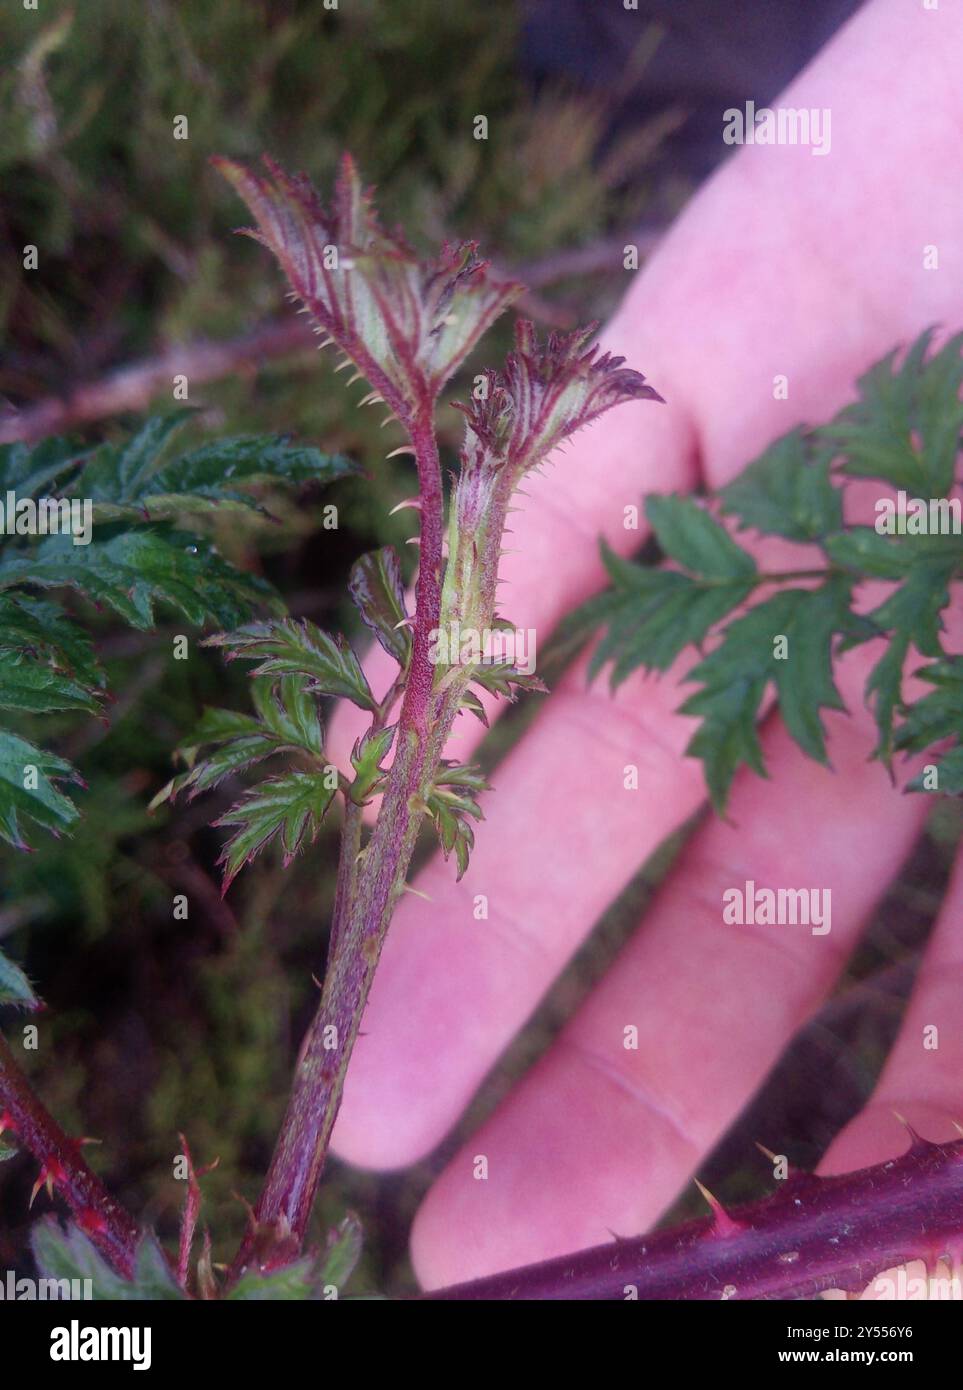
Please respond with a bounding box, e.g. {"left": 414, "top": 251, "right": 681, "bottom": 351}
{"left": 0, "top": 0, "right": 955, "bottom": 1296}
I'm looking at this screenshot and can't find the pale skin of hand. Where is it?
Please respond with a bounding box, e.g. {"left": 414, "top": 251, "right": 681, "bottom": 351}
{"left": 325, "top": 0, "right": 963, "bottom": 1290}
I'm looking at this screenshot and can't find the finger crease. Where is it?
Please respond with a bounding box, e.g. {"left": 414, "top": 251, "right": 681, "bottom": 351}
{"left": 562, "top": 1036, "right": 701, "bottom": 1160}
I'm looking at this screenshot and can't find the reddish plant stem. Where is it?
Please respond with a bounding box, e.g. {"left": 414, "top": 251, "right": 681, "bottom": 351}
{"left": 228, "top": 406, "right": 456, "bottom": 1280}
{"left": 425, "top": 1136, "right": 963, "bottom": 1300}
{"left": 0, "top": 1032, "right": 141, "bottom": 1278}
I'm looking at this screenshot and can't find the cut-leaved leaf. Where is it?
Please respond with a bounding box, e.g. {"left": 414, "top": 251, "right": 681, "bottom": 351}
{"left": 821, "top": 329, "right": 963, "bottom": 497}
{"left": 207, "top": 619, "right": 376, "bottom": 710}
{"left": 215, "top": 770, "right": 338, "bottom": 888}
{"left": 348, "top": 547, "right": 411, "bottom": 666}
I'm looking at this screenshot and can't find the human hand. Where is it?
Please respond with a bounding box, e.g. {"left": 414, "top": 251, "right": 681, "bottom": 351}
{"left": 327, "top": 0, "right": 963, "bottom": 1290}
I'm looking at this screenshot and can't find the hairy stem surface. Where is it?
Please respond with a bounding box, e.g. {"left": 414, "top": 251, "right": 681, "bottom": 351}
{"left": 229, "top": 408, "right": 463, "bottom": 1278}
{"left": 0, "top": 1032, "right": 141, "bottom": 1277}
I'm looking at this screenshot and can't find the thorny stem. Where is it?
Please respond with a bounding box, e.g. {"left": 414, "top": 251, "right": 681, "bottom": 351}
{"left": 0, "top": 1031, "right": 141, "bottom": 1278}
{"left": 229, "top": 407, "right": 464, "bottom": 1279}
{"left": 425, "top": 1134, "right": 963, "bottom": 1301}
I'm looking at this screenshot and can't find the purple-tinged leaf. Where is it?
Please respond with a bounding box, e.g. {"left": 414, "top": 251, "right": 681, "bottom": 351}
{"left": 348, "top": 547, "right": 411, "bottom": 666}
{"left": 212, "top": 153, "right": 522, "bottom": 424}
{"left": 453, "top": 318, "right": 663, "bottom": 480}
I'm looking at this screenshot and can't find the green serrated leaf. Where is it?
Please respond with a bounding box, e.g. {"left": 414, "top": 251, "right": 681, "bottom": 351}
{"left": 457, "top": 688, "right": 489, "bottom": 725}
{"left": 895, "top": 657, "right": 963, "bottom": 753}
{"left": 88, "top": 434, "right": 356, "bottom": 521}
{"left": 319, "top": 1214, "right": 363, "bottom": 1295}
{"left": 226, "top": 1256, "right": 318, "bottom": 1300}
{"left": 821, "top": 329, "right": 963, "bottom": 496}
{"left": 469, "top": 660, "right": 548, "bottom": 700}
{"left": 251, "top": 674, "right": 323, "bottom": 757}
{"left": 425, "top": 796, "right": 476, "bottom": 879}
{"left": 151, "top": 681, "right": 325, "bottom": 811}
{"left": 0, "top": 946, "right": 39, "bottom": 1009}
{"left": 434, "top": 761, "right": 490, "bottom": 793}
{"left": 906, "top": 744, "right": 963, "bottom": 794}
{"left": 129, "top": 1232, "right": 186, "bottom": 1299}
{"left": 151, "top": 733, "right": 279, "bottom": 809}
{"left": 683, "top": 673, "right": 769, "bottom": 813}
{"left": 680, "top": 583, "right": 851, "bottom": 809}
{"left": 80, "top": 410, "right": 195, "bottom": 504}
{"left": 587, "top": 541, "right": 755, "bottom": 686}
{"left": 215, "top": 770, "right": 338, "bottom": 887}
{"left": 0, "top": 656, "right": 103, "bottom": 715}
{"left": 825, "top": 526, "right": 913, "bottom": 579}
{"left": 0, "top": 437, "right": 90, "bottom": 498}
{"left": 894, "top": 657, "right": 963, "bottom": 792}
{"left": 719, "top": 430, "right": 843, "bottom": 541}
{"left": 823, "top": 529, "right": 957, "bottom": 763}
{"left": 349, "top": 724, "right": 395, "bottom": 804}
{"left": 425, "top": 761, "right": 488, "bottom": 880}
{"left": 31, "top": 1220, "right": 128, "bottom": 1297}
{"left": 770, "top": 579, "right": 851, "bottom": 764}
{"left": 863, "top": 560, "right": 954, "bottom": 660}
{"left": 0, "top": 730, "right": 80, "bottom": 849}
{"left": 0, "top": 530, "right": 281, "bottom": 630}
{"left": 31, "top": 1221, "right": 184, "bottom": 1299}
{"left": 348, "top": 546, "right": 412, "bottom": 665}
{"left": 583, "top": 334, "right": 963, "bottom": 813}
{"left": 825, "top": 526, "right": 962, "bottom": 582}
{"left": 864, "top": 632, "right": 912, "bottom": 768}
{"left": 645, "top": 494, "right": 757, "bottom": 580}
{"left": 0, "top": 594, "right": 103, "bottom": 689}
{"left": 207, "top": 619, "right": 376, "bottom": 710}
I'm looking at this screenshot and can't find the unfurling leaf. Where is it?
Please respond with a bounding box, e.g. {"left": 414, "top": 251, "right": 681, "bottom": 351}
{"left": 349, "top": 724, "right": 395, "bottom": 805}
{"left": 212, "top": 153, "right": 521, "bottom": 422}
{"left": 348, "top": 547, "right": 411, "bottom": 666}
{"left": 215, "top": 770, "right": 338, "bottom": 888}
{"left": 453, "top": 319, "right": 662, "bottom": 481}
